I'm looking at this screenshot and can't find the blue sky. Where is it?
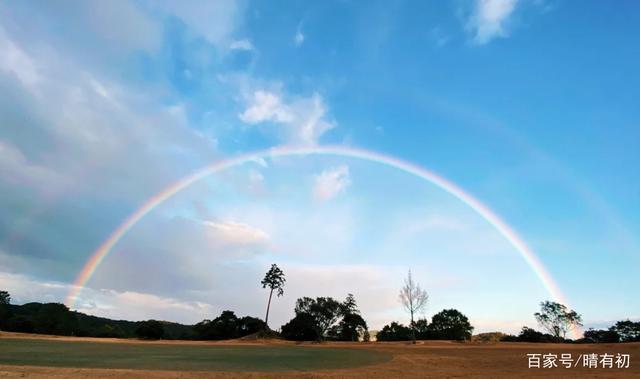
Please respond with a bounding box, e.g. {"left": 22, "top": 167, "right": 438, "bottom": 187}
{"left": 0, "top": 0, "right": 638, "bottom": 333}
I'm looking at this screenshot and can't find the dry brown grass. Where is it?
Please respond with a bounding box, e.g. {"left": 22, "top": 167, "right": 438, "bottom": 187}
{"left": 1, "top": 332, "right": 638, "bottom": 378}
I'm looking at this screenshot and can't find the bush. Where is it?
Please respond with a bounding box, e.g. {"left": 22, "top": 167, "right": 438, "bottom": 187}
{"left": 238, "top": 316, "right": 266, "bottom": 336}
{"left": 376, "top": 322, "right": 412, "bottom": 341}
{"left": 194, "top": 311, "right": 266, "bottom": 340}
{"left": 582, "top": 328, "right": 620, "bottom": 343}
{"left": 280, "top": 313, "right": 319, "bottom": 341}
{"left": 501, "top": 326, "right": 558, "bottom": 343}
{"left": 472, "top": 332, "right": 507, "bottom": 343}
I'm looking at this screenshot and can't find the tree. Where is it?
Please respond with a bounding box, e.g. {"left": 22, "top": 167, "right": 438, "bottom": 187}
{"left": 501, "top": 326, "right": 557, "bottom": 343}
{"left": 295, "top": 297, "right": 342, "bottom": 339}
{"left": 583, "top": 328, "right": 620, "bottom": 343}
{"left": 335, "top": 313, "right": 368, "bottom": 341}
{"left": 33, "top": 303, "right": 78, "bottom": 336}
{"left": 280, "top": 313, "right": 318, "bottom": 341}
{"left": 194, "top": 311, "right": 266, "bottom": 340}
{"left": 0, "top": 291, "right": 10, "bottom": 305}
{"left": 206, "top": 310, "right": 239, "bottom": 339}
{"left": 5, "top": 316, "right": 33, "bottom": 333}
{"left": 414, "top": 318, "right": 430, "bottom": 340}
{"left": 534, "top": 301, "right": 582, "bottom": 340}
{"left": 342, "top": 293, "right": 358, "bottom": 314}
{"left": 610, "top": 320, "right": 640, "bottom": 342}
{"left": 135, "top": 320, "right": 164, "bottom": 339}
{"left": 376, "top": 322, "right": 412, "bottom": 341}
{"left": 0, "top": 290, "right": 11, "bottom": 329}
{"left": 334, "top": 294, "right": 368, "bottom": 341}
{"left": 428, "top": 309, "right": 474, "bottom": 340}
{"left": 280, "top": 297, "right": 343, "bottom": 341}
{"left": 95, "top": 324, "right": 126, "bottom": 338}
{"left": 261, "top": 264, "right": 285, "bottom": 330}
{"left": 238, "top": 316, "right": 266, "bottom": 336}
{"left": 399, "top": 270, "right": 428, "bottom": 342}
{"left": 282, "top": 295, "right": 368, "bottom": 342}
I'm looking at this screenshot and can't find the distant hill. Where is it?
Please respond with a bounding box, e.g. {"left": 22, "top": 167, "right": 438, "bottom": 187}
{"left": 1, "top": 301, "right": 266, "bottom": 340}
{"left": 3, "top": 302, "right": 196, "bottom": 339}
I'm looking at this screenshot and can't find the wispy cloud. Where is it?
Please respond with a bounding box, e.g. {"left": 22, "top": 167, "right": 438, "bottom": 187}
{"left": 293, "top": 21, "right": 305, "bottom": 47}
{"left": 0, "top": 141, "right": 66, "bottom": 193}
{"left": 313, "top": 165, "right": 351, "bottom": 201}
{"left": 0, "top": 9, "right": 223, "bottom": 284}
{"left": 430, "top": 27, "right": 450, "bottom": 48}
{"left": 467, "top": 0, "right": 518, "bottom": 45}
{"left": 0, "top": 271, "right": 215, "bottom": 323}
{"left": 294, "top": 30, "right": 305, "bottom": 46}
{"left": 230, "top": 38, "right": 254, "bottom": 51}
{"left": 239, "top": 89, "right": 335, "bottom": 145}
{"left": 159, "top": 0, "right": 244, "bottom": 47}
{"left": 0, "top": 26, "right": 40, "bottom": 88}
{"left": 201, "top": 220, "right": 269, "bottom": 245}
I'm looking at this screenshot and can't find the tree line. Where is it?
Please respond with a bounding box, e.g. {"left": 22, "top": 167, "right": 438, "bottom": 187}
{"left": 1, "top": 266, "right": 638, "bottom": 343}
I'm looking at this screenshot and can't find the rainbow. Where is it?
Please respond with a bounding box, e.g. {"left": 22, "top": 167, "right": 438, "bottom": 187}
{"left": 66, "top": 145, "right": 578, "bottom": 338}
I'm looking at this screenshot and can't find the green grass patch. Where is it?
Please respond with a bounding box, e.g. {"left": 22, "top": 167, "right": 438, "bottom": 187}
{"left": 0, "top": 338, "right": 390, "bottom": 371}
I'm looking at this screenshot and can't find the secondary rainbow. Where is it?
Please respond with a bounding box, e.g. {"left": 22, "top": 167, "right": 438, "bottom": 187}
{"left": 66, "top": 145, "right": 577, "bottom": 337}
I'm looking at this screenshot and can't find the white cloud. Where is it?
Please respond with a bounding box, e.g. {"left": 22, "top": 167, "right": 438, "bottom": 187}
{"left": 86, "top": 216, "right": 271, "bottom": 299}
{"left": 251, "top": 157, "right": 269, "bottom": 168}
{"left": 0, "top": 141, "right": 66, "bottom": 193}
{"left": 295, "top": 94, "right": 335, "bottom": 145}
{"left": 0, "top": 25, "right": 219, "bottom": 198}
{"left": 467, "top": 0, "right": 518, "bottom": 45}
{"left": 239, "top": 90, "right": 335, "bottom": 145}
{"left": 159, "top": 0, "right": 244, "bottom": 47}
{"left": 0, "top": 265, "right": 403, "bottom": 329}
{"left": 0, "top": 271, "right": 215, "bottom": 323}
{"left": 277, "top": 264, "right": 405, "bottom": 329}
{"left": 313, "top": 165, "right": 351, "bottom": 201}
{"left": 230, "top": 38, "right": 254, "bottom": 51}
{"left": 0, "top": 265, "right": 548, "bottom": 332}
{"left": 86, "top": 0, "right": 162, "bottom": 52}
{"left": 202, "top": 219, "right": 269, "bottom": 245}
{"left": 223, "top": 200, "right": 357, "bottom": 262}
{"left": 294, "top": 30, "right": 305, "bottom": 46}
{"left": 85, "top": 290, "right": 214, "bottom": 322}
{"left": 0, "top": 12, "right": 223, "bottom": 285}
{"left": 239, "top": 90, "right": 293, "bottom": 124}
{"left": 0, "top": 26, "right": 40, "bottom": 89}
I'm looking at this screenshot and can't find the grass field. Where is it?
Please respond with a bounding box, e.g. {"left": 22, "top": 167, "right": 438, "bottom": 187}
{"left": 0, "top": 337, "right": 390, "bottom": 371}
{"left": 1, "top": 333, "right": 639, "bottom": 378}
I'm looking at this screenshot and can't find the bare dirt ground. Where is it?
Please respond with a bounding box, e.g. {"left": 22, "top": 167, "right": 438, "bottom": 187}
{"left": 1, "top": 332, "right": 638, "bottom": 378}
